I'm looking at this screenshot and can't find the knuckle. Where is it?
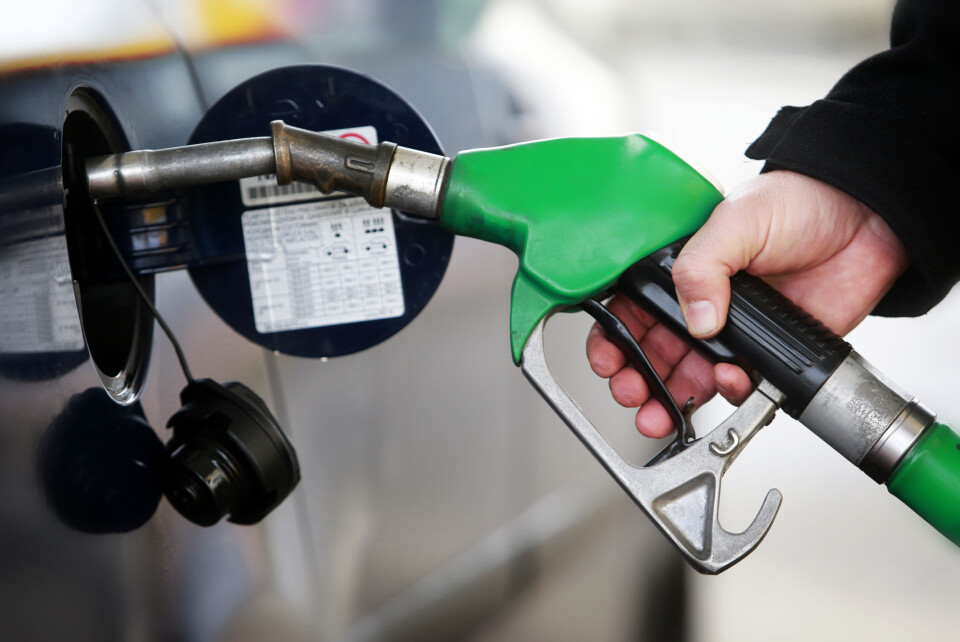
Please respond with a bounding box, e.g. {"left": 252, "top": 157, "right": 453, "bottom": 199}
{"left": 610, "top": 371, "right": 644, "bottom": 408}
{"left": 671, "top": 259, "right": 717, "bottom": 291}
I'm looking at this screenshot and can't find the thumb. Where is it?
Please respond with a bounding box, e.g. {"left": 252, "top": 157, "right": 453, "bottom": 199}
{"left": 672, "top": 197, "right": 769, "bottom": 339}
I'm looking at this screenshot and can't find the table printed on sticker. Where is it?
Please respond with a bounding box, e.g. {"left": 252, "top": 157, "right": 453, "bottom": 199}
{"left": 239, "top": 126, "right": 405, "bottom": 334}
{"left": 0, "top": 234, "right": 83, "bottom": 353}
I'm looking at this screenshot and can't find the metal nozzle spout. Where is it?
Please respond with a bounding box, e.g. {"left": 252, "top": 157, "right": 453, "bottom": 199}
{"left": 85, "top": 137, "right": 276, "bottom": 199}
{"left": 84, "top": 120, "right": 451, "bottom": 220}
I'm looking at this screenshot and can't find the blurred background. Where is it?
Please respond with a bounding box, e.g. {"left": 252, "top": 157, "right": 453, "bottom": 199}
{"left": 2, "top": 0, "right": 958, "bottom": 640}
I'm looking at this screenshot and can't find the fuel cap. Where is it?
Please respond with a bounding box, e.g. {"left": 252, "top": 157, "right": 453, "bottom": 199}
{"left": 182, "top": 65, "right": 453, "bottom": 357}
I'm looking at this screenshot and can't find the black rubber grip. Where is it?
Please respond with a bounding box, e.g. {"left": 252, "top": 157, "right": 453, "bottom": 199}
{"left": 617, "top": 240, "right": 852, "bottom": 417}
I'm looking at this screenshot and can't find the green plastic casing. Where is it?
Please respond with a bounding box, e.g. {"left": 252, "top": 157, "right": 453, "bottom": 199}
{"left": 440, "top": 135, "right": 723, "bottom": 362}
{"left": 887, "top": 421, "right": 960, "bottom": 544}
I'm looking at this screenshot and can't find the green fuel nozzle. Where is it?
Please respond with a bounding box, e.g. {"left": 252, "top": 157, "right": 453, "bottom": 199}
{"left": 439, "top": 135, "right": 723, "bottom": 363}
{"left": 431, "top": 134, "right": 960, "bottom": 555}
{"left": 86, "top": 119, "right": 960, "bottom": 567}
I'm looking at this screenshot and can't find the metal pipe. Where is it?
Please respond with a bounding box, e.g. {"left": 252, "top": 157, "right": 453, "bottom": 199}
{"left": 84, "top": 121, "right": 450, "bottom": 220}
{"left": 86, "top": 137, "right": 276, "bottom": 199}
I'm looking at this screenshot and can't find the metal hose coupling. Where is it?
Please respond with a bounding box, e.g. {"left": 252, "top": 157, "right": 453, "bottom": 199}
{"left": 271, "top": 121, "right": 395, "bottom": 207}
{"left": 270, "top": 121, "right": 450, "bottom": 220}
{"left": 797, "top": 351, "right": 936, "bottom": 483}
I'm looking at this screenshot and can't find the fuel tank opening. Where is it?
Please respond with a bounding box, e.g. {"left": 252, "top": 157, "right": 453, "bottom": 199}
{"left": 61, "top": 89, "right": 153, "bottom": 404}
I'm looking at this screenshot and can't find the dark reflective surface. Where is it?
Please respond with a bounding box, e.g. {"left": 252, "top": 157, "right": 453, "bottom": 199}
{"left": 0, "top": 11, "right": 234, "bottom": 640}
{"left": 39, "top": 387, "right": 164, "bottom": 533}
{"left": 0, "top": 123, "right": 88, "bottom": 381}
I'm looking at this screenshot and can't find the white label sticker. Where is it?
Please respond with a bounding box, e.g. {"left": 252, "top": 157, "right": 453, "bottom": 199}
{"left": 0, "top": 235, "right": 84, "bottom": 353}
{"left": 239, "top": 125, "right": 379, "bottom": 207}
{"left": 242, "top": 197, "right": 404, "bottom": 334}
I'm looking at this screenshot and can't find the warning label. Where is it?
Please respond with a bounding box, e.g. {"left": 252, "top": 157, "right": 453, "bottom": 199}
{"left": 0, "top": 235, "right": 84, "bottom": 353}
{"left": 239, "top": 125, "right": 378, "bottom": 208}
{"left": 242, "top": 197, "right": 405, "bottom": 334}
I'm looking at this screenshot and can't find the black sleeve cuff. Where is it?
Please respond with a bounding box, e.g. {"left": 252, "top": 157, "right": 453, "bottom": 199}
{"left": 746, "top": 99, "right": 960, "bottom": 317}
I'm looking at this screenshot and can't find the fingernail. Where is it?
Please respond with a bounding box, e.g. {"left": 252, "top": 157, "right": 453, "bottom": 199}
{"left": 685, "top": 300, "right": 718, "bottom": 337}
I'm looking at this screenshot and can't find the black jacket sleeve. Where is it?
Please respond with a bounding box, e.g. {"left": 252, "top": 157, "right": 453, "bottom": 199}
{"left": 745, "top": 1, "right": 960, "bottom": 317}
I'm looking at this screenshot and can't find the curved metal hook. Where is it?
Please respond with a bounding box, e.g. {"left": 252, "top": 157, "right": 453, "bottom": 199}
{"left": 643, "top": 385, "right": 784, "bottom": 571}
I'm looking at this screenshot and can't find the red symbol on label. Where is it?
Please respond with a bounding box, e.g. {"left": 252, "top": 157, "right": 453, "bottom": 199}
{"left": 340, "top": 132, "right": 371, "bottom": 145}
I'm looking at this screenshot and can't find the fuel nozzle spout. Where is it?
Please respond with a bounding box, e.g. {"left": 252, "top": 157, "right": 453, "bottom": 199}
{"left": 84, "top": 136, "right": 277, "bottom": 199}
{"left": 85, "top": 120, "right": 451, "bottom": 220}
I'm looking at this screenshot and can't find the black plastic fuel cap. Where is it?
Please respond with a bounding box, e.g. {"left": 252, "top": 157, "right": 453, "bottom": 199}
{"left": 164, "top": 379, "right": 300, "bottom": 526}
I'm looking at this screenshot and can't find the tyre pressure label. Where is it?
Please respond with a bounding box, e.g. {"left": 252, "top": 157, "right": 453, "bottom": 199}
{"left": 242, "top": 197, "right": 405, "bottom": 334}
{"left": 239, "top": 125, "right": 378, "bottom": 207}
{"left": 0, "top": 235, "right": 84, "bottom": 353}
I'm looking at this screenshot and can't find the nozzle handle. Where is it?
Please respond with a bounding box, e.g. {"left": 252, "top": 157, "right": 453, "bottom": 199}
{"left": 618, "top": 240, "right": 852, "bottom": 417}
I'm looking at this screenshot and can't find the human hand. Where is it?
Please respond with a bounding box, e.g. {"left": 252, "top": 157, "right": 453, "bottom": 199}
{"left": 586, "top": 170, "right": 910, "bottom": 438}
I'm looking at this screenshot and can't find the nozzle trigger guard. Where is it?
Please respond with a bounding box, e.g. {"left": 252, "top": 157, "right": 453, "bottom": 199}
{"left": 520, "top": 314, "right": 785, "bottom": 574}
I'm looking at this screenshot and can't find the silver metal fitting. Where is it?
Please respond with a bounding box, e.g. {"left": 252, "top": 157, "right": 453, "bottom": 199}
{"left": 798, "top": 351, "right": 935, "bottom": 482}
{"left": 269, "top": 121, "right": 449, "bottom": 218}
{"left": 861, "top": 400, "right": 935, "bottom": 483}
{"left": 383, "top": 147, "right": 450, "bottom": 220}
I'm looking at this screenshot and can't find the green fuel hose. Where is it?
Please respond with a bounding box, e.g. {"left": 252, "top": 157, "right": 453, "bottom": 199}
{"left": 888, "top": 422, "right": 960, "bottom": 543}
